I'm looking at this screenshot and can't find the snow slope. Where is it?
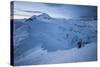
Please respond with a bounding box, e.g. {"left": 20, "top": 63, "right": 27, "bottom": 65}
{"left": 14, "top": 42, "right": 97, "bottom": 66}
{"left": 13, "top": 13, "right": 97, "bottom": 66}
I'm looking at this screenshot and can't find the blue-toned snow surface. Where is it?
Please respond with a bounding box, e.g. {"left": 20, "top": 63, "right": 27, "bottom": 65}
{"left": 13, "top": 13, "right": 97, "bottom": 66}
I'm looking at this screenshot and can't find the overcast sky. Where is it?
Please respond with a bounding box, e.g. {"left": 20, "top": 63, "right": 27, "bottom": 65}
{"left": 11, "top": 1, "right": 97, "bottom": 19}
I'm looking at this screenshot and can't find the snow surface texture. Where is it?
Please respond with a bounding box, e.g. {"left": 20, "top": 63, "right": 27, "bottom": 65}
{"left": 13, "top": 13, "right": 97, "bottom": 66}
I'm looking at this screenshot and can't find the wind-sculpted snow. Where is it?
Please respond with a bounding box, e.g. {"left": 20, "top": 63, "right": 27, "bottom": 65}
{"left": 13, "top": 13, "right": 97, "bottom": 66}
{"left": 14, "top": 42, "right": 97, "bottom": 66}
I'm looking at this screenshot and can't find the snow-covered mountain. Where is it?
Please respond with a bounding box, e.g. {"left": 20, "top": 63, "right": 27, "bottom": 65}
{"left": 13, "top": 13, "right": 97, "bottom": 66}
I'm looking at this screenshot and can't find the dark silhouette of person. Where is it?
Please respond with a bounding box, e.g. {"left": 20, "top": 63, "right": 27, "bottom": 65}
{"left": 77, "top": 39, "right": 82, "bottom": 48}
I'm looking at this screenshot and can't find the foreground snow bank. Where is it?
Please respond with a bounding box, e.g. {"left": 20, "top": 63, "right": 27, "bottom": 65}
{"left": 15, "top": 42, "right": 97, "bottom": 65}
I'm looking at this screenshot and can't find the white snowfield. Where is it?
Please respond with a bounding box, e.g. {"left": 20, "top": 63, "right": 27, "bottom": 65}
{"left": 13, "top": 13, "right": 97, "bottom": 66}
{"left": 15, "top": 42, "right": 97, "bottom": 65}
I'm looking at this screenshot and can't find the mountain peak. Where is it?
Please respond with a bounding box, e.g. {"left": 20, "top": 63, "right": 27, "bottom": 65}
{"left": 26, "top": 13, "right": 51, "bottom": 22}
{"left": 38, "top": 13, "right": 51, "bottom": 19}
{"left": 31, "top": 15, "right": 37, "bottom": 19}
